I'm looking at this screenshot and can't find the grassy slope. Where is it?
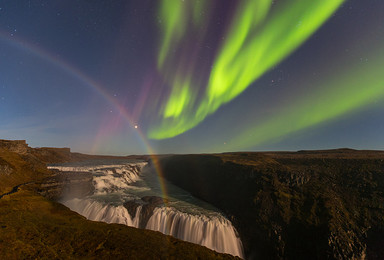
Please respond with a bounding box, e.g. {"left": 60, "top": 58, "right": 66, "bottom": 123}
{"left": 0, "top": 148, "right": 50, "bottom": 194}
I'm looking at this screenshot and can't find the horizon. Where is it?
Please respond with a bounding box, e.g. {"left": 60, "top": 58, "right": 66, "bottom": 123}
{"left": 1, "top": 0, "right": 383, "bottom": 155}
{"left": 4, "top": 138, "right": 384, "bottom": 157}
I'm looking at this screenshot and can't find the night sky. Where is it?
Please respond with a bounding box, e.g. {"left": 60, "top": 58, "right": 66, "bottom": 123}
{"left": 1, "top": 0, "right": 383, "bottom": 155}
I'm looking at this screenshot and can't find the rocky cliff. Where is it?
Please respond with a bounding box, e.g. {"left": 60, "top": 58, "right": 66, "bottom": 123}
{"left": 38, "top": 171, "right": 94, "bottom": 200}
{"left": 0, "top": 139, "right": 29, "bottom": 154}
{"left": 158, "top": 150, "right": 384, "bottom": 259}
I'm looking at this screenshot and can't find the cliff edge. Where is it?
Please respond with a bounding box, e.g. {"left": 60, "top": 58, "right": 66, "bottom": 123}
{"left": 158, "top": 151, "right": 384, "bottom": 259}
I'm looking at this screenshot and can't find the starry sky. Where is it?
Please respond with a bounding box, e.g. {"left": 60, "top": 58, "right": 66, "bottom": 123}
{"left": 0, "top": 0, "right": 383, "bottom": 155}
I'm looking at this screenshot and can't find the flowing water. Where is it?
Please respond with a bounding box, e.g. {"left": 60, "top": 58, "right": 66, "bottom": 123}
{"left": 49, "top": 160, "right": 244, "bottom": 258}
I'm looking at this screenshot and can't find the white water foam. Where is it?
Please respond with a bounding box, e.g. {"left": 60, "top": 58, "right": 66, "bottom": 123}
{"left": 92, "top": 166, "right": 142, "bottom": 194}
{"left": 50, "top": 163, "right": 146, "bottom": 194}
{"left": 48, "top": 162, "right": 147, "bottom": 173}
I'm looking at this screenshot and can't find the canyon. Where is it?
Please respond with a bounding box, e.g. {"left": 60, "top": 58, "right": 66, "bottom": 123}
{"left": 1, "top": 139, "right": 384, "bottom": 259}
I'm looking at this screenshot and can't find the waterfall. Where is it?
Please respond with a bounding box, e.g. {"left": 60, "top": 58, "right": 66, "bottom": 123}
{"left": 49, "top": 163, "right": 146, "bottom": 194}
{"left": 91, "top": 165, "right": 142, "bottom": 194}
{"left": 64, "top": 198, "right": 142, "bottom": 228}
{"left": 64, "top": 199, "right": 244, "bottom": 258}
{"left": 55, "top": 161, "right": 244, "bottom": 258}
{"left": 48, "top": 162, "right": 147, "bottom": 173}
{"left": 146, "top": 207, "right": 244, "bottom": 258}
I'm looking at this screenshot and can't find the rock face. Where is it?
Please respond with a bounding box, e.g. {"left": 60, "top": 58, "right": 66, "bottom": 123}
{"left": 0, "top": 158, "right": 14, "bottom": 176}
{"left": 38, "top": 171, "right": 94, "bottom": 200}
{"left": 124, "top": 196, "right": 168, "bottom": 229}
{"left": 0, "top": 143, "right": 51, "bottom": 195}
{"left": 158, "top": 150, "right": 384, "bottom": 260}
{"left": 0, "top": 139, "right": 29, "bottom": 154}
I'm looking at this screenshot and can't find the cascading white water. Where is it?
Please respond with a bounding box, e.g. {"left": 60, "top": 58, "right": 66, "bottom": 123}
{"left": 64, "top": 198, "right": 142, "bottom": 228}
{"left": 50, "top": 163, "right": 145, "bottom": 193}
{"left": 55, "top": 161, "right": 244, "bottom": 259}
{"left": 146, "top": 207, "right": 244, "bottom": 258}
{"left": 48, "top": 162, "right": 147, "bottom": 173}
{"left": 92, "top": 166, "right": 142, "bottom": 193}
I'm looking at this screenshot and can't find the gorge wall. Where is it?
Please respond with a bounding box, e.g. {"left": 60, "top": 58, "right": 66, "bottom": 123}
{"left": 158, "top": 150, "right": 384, "bottom": 259}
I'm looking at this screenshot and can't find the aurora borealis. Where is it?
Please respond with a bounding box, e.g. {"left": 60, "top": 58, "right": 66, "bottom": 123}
{"left": 149, "top": 0, "right": 345, "bottom": 139}
{"left": 1, "top": 0, "right": 384, "bottom": 155}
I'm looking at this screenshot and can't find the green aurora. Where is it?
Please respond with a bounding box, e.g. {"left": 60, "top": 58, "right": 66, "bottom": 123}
{"left": 148, "top": 0, "right": 345, "bottom": 140}
{"left": 221, "top": 49, "right": 384, "bottom": 151}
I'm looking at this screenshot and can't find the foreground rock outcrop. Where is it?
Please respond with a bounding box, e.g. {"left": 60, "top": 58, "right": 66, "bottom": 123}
{"left": 158, "top": 150, "right": 384, "bottom": 259}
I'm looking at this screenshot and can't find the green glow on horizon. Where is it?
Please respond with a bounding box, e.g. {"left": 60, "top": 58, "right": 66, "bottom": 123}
{"left": 149, "top": 0, "right": 345, "bottom": 139}
{"left": 222, "top": 55, "right": 384, "bottom": 150}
